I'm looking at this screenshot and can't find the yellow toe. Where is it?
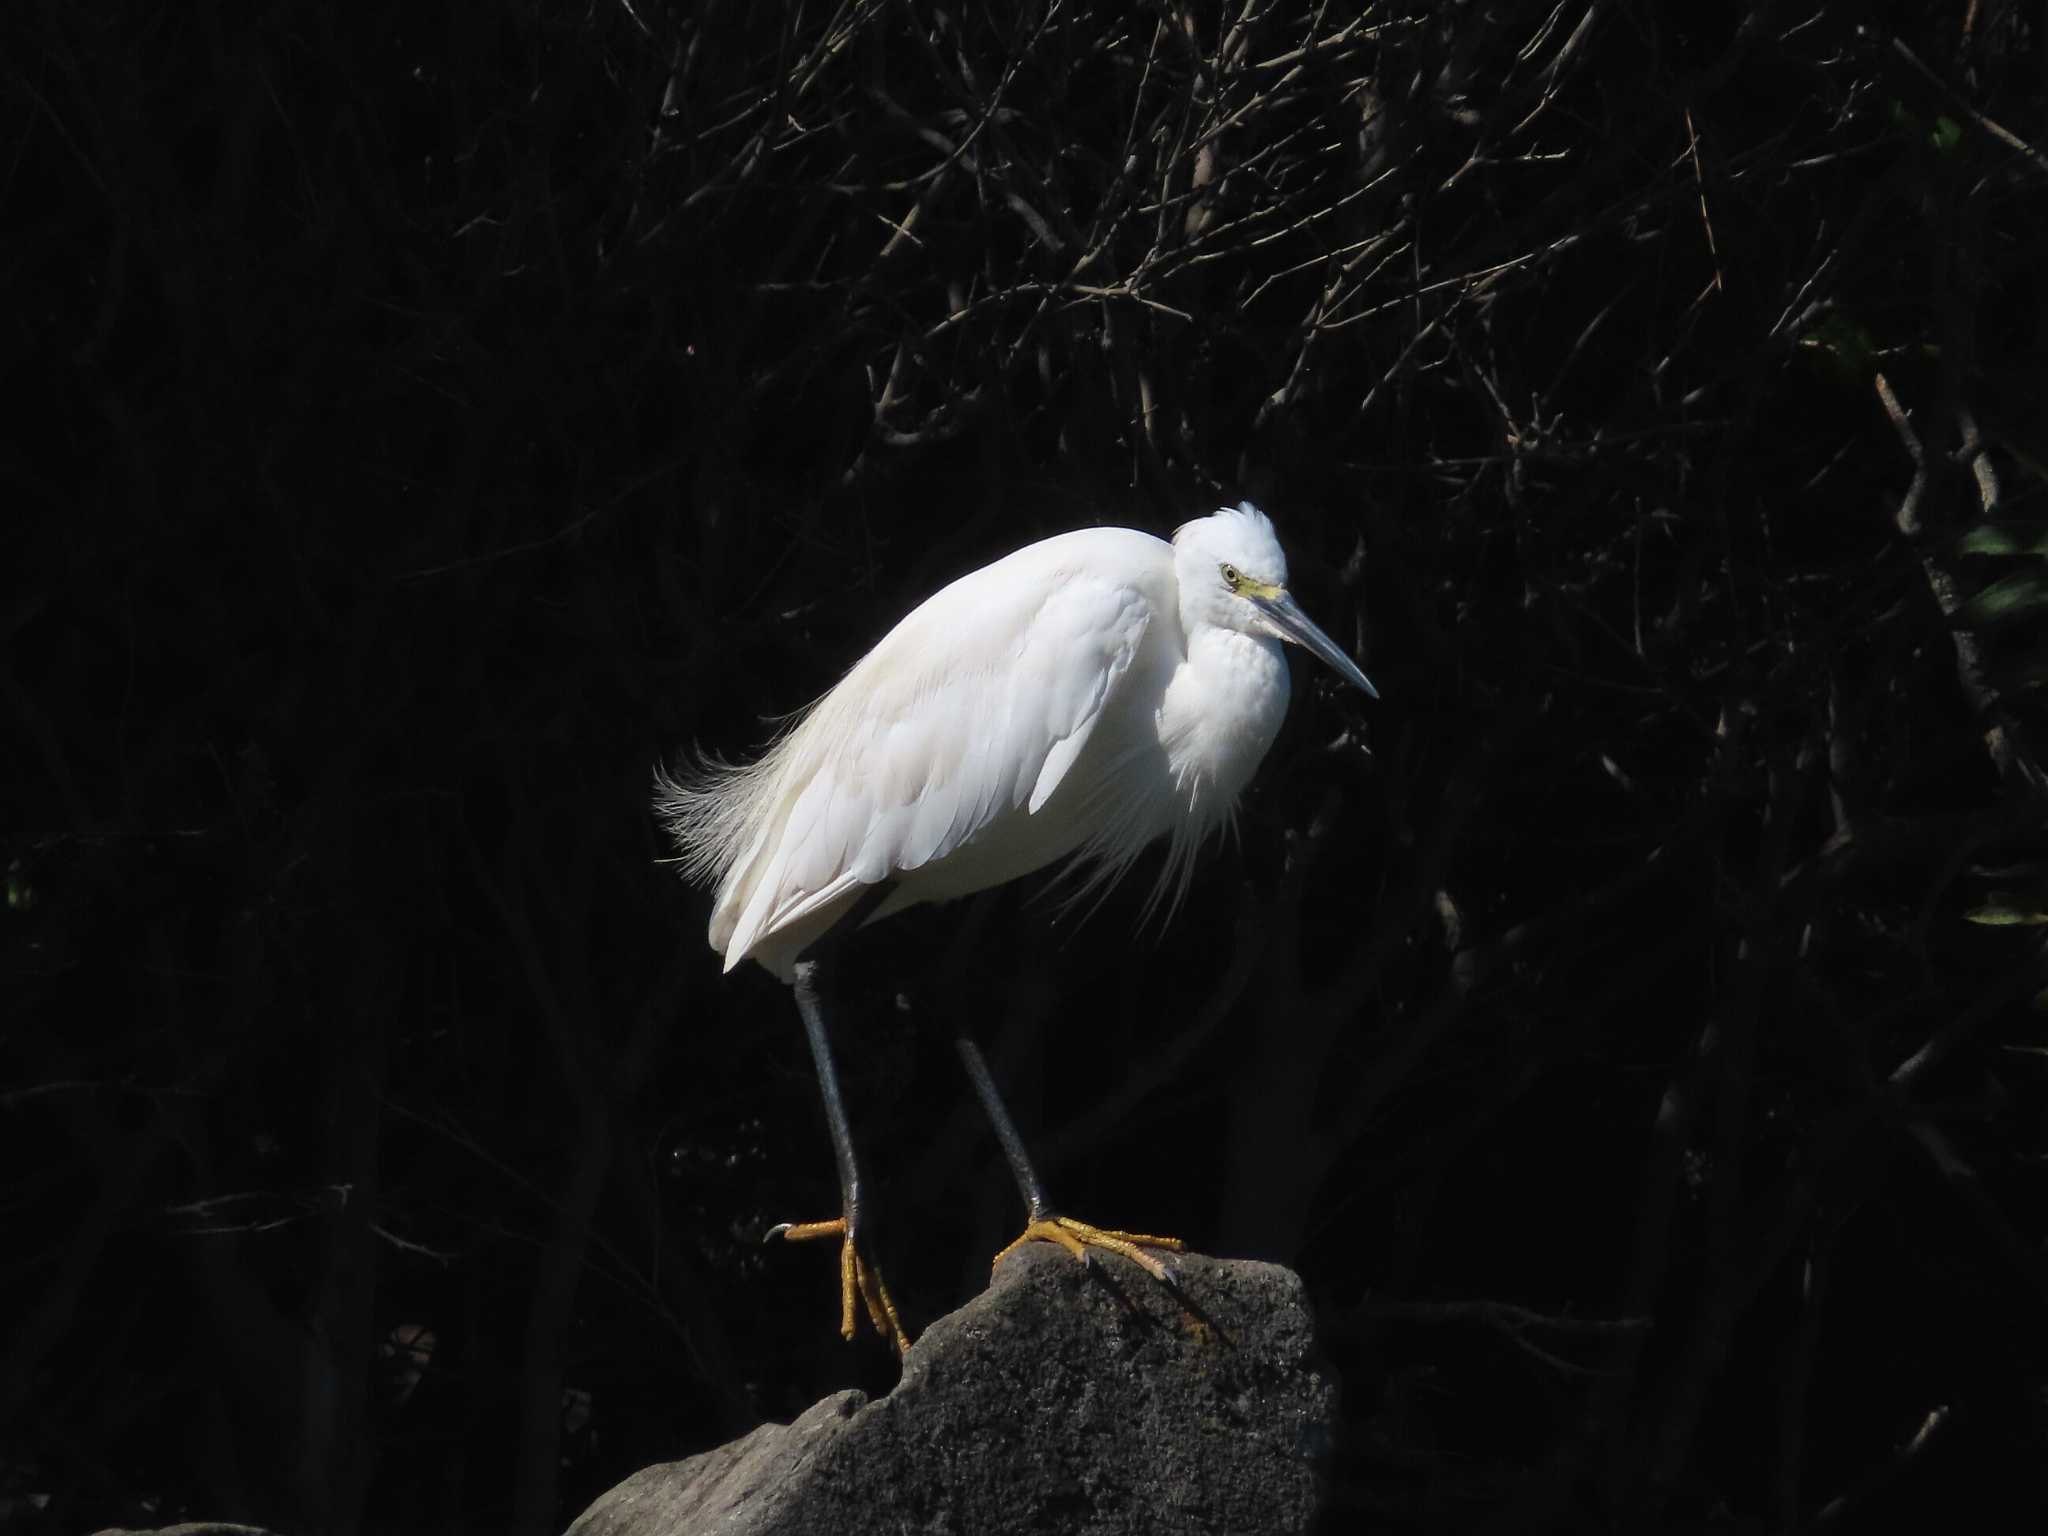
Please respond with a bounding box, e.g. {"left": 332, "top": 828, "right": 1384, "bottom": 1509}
{"left": 774, "top": 1215, "right": 911, "bottom": 1354}
{"left": 994, "top": 1215, "right": 1185, "bottom": 1284}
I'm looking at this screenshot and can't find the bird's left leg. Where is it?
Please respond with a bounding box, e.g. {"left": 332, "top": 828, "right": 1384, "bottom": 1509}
{"left": 768, "top": 889, "right": 909, "bottom": 1354}
{"left": 954, "top": 1034, "right": 1184, "bottom": 1283}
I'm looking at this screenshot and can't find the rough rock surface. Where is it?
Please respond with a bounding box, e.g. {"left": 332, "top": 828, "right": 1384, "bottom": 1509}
{"left": 566, "top": 1245, "right": 1336, "bottom": 1536}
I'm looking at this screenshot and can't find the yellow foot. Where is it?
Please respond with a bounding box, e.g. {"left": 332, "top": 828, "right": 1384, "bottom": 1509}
{"left": 993, "top": 1215, "right": 1186, "bottom": 1285}
{"left": 770, "top": 1216, "right": 911, "bottom": 1355}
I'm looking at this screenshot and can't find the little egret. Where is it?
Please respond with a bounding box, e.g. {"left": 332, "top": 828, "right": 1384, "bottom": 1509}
{"left": 658, "top": 501, "right": 1376, "bottom": 1352}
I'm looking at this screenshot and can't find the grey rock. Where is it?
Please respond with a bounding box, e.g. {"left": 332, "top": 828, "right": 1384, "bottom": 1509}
{"left": 567, "top": 1245, "right": 1336, "bottom": 1536}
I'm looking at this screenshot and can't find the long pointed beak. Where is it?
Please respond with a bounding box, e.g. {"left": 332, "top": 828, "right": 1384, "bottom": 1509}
{"left": 1250, "top": 589, "right": 1380, "bottom": 700}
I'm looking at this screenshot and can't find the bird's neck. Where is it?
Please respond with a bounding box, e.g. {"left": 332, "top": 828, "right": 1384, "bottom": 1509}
{"left": 1162, "top": 627, "right": 1291, "bottom": 812}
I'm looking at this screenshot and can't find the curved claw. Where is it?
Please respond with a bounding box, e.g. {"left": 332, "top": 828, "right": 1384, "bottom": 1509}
{"left": 771, "top": 1217, "right": 850, "bottom": 1244}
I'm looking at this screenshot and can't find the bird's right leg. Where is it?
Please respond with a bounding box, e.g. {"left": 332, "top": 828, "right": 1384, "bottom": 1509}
{"left": 954, "top": 1034, "right": 1184, "bottom": 1284}
{"left": 768, "top": 940, "right": 910, "bottom": 1355}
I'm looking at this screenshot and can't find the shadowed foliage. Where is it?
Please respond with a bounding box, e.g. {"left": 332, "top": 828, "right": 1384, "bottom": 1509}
{"left": 5, "top": 1, "right": 2046, "bottom": 1532}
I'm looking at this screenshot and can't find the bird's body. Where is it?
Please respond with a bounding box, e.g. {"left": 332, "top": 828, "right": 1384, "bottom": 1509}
{"left": 657, "top": 501, "right": 1376, "bottom": 1353}
{"left": 660, "top": 505, "right": 1369, "bottom": 979}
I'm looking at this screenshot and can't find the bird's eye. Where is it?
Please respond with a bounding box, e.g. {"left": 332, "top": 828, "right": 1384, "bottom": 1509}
{"left": 1220, "top": 563, "right": 1243, "bottom": 589}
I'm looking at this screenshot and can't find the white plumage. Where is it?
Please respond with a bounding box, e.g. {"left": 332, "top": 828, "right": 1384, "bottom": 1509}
{"left": 658, "top": 502, "right": 1376, "bottom": 979}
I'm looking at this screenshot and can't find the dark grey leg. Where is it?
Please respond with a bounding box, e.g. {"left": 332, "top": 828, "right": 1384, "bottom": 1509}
{"left": 954, "top": 1033, "right": 1052, "bottom": 1223}
{"left": 767, "top": 884, "right": 908, "bottom": 1350}
{"left": 953, "top": 1031, "right": 1183, "bottom": 1286}
{"left": 788, "top": 953, "right": 871, "bottom": 1242}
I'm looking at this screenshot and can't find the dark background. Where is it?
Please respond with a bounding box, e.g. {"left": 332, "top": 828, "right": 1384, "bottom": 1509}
{"left": 6, "top": 2, "right": 2048, "bottom": 1532}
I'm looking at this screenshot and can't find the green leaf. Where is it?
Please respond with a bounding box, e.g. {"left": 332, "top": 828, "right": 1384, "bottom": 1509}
{"left": 1959, "top": 524, "right": 2048, "bottom": 559}
{"left": 1965, "top": 894, "right": 2048, "bottom": 926}
{"left": 1959, "top": 569, "right": 2048, "bottom": 626}
{"left": 1965, "top": 905, "right": 2048, "bottom": 926}
{"left": 1931, "top": 115, "right": 1963, "bottom": 153}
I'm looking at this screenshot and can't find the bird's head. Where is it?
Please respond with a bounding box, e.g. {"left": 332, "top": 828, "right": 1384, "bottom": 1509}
{"left": 1172, "top": 502, "right": 1379, "bottom": 698}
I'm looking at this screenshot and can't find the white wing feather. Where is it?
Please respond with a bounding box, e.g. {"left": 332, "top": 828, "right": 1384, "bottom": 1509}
{"left": 667, "top": 553, "right": 1157, "bottom": 973}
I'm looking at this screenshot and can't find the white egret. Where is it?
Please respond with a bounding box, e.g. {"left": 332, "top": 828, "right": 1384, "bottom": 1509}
{"left": 657, "top": 501, "right": 1377, "bottom": 1352}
